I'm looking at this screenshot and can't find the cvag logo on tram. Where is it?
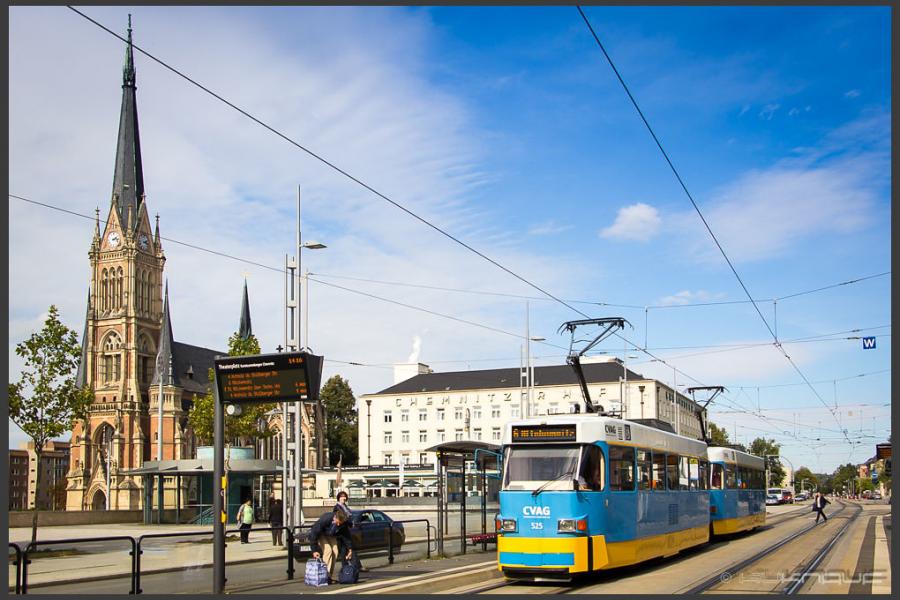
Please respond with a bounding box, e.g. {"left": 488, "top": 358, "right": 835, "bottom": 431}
{"left": 523, "top": 506, "right": 551, "bottom": 517}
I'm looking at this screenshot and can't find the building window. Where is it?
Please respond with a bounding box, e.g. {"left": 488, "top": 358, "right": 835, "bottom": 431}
{"left": 511, "top": 406, "right": 520, "bottom": 418}
{"left": 401, "top": 454, "right": 409, "bottom": 465}
{"left": 401, "top": 431, "right": 410, "bottom": 444}
{"left": 384, "top": 454, "right": 392, "bottom": 465}
{"left": 384, "top": 432, "right": 392, "bottom": 444}
{"left": 437, "top": 429, "right": 446, "bottom": 442}
{"left": 454, "top": 429, "right": 464, "bottom": 441}
{"left": 473, "top": 428, "right": 482, "bottom": 440}
{"left": 419, "top": 430, "right": 428, "bottom": 443}
{"left": 472, "top": 407, "right": 482, "bottom": 420}
{"left": 437, "top": 408, "right": 445, "bottom": 421}
{"left": 419, "top": 453, "right": 428, "bottom": 465}
{"left": 491, "top": 427, "right": 501, "bottom": 441}
{"left": 491, "top": 406, "right": 501, "bottom": 418}
{"left": 455, "top": 407, "right": 464, "bottom": 420}
{"left": 384, "top": 411, "right": 392, "bottom": 423}
{"left": 401, "top": 410, "right": 409, "bottom": 422}
{"left": 549, "top": 403, "right": 559, "bottom": 415}
{"left": 418, "top": 409, "right": 428, "bottom": 422}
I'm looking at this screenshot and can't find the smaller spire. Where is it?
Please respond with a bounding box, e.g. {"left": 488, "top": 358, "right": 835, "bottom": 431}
{"left": 154, "top": 213, "right": 161, "bottom": 245}
{"left": 94, "top": 207, "right": 100, "bottom": 237}
{"left": 152, "top": 280, "right": 176, "bottom": 387}
{"left": 123, "top": 13, "right": 136, "bottom": 87}
{"left": 75, "top": 289, "right": 91, "bottom": 389}
{"left": 239, "top": 279, "right": 253, "bottom": 340}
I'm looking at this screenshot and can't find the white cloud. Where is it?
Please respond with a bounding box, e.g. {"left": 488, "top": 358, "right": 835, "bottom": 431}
{"left": 656, "top": 290, "right": 727, "bottom": 307}
{"left": 759, "top": 103, "right": 780, "bottom": 120}
{"left": 844, "top": 89, "right": 861, "bottom": 99}
{"left": 599, "top": 203, "right": 661, "bottom": 242}
{"left": 528, "top": 220, "right": 573, "bottom": 236}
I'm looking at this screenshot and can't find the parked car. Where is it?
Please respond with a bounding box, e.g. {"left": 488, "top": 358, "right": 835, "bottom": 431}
{"left": 294, "top": 509, "right": 406, "bottom": 559}
{"left": 873, "top": 492, "right": 882, "bottom": 500}
{"left": 795, "top": 492, "right": 808, "bottom": 501}
{"left": 766, "top": 494, "right": 781, "bottom": 506}
{"left": 781, "top": 490, "right": 794, "bottom": 504}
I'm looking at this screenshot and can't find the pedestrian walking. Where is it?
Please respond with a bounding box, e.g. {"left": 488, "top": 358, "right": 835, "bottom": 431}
{"left": 334, "top": 490, "right": 366, "bottom": 572}
{"left": 268, "top": 494, "right": 284, "bottom": 546}
{"left": 812, "top": 491, "right": 830, "bottom": 523}
{"left": 309, "top": 508, "right": 355, "bottom": 583}
{"left": 237, "top": 499, "right": 254, "bottom": 543}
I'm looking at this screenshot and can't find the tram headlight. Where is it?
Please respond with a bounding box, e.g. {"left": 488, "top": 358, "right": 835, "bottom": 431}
{"left": 557, "top": 518, "right": 587, "bottom": 533}
{"left": 498, "top": 518, "right": 517, "bottom": 532}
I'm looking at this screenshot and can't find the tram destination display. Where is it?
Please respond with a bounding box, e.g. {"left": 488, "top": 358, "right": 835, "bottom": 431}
{"left": 511, "top": 424, "right": 577, "bottom": 443}
{"left": 214, "top": 351, "right": 324, "bottom": 404}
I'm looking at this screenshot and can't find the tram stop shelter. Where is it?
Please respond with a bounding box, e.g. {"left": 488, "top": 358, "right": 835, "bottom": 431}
{"left": 425, "top": 441, "right": 502, "bottom": 556}
{"left": 124, "top": 456, "right": 288, "bottom": 525}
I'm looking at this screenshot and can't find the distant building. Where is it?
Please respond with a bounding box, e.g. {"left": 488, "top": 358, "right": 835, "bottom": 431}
{"left": 358, "top": 357, "right": 705, "bottom": 466}
{"left": 8, "top": 449, "right": 29, "bottom": 510}
{"left": 9, "top": 441, "right": 70, "bottom": 511}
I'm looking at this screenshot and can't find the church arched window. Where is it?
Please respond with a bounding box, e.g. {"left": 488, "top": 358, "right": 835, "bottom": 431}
{"left": 137, "top": 333, "right": 155, "bottom": 384}
{"left": 100, "top": 332, "right": 122, "bottom": 384}
{"left": 116, "top": 267, "right": 124, "bottom": 309}
{"left": 136, "top": 270, "right": 144, "bottom": 313}
{"left": 101, "top": 269, "right": 109, "bottom": 312}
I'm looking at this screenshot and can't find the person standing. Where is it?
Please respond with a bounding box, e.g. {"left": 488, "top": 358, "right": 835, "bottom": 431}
{"left": 309, "top": 508, "right": 354, "bottom": 583}
{"left": 268, "top": 494, "right": 284, "bottom": 546}
{"left": 237, "top": 499, "right": 254, "bottom": 543}
{"left": 813, "top": 491, "right": 830, "bottom": 523}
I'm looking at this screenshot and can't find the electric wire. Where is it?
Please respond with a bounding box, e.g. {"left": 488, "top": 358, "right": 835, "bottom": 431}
{"left": 576, "top": 5, "right": 851, "bottom": 445}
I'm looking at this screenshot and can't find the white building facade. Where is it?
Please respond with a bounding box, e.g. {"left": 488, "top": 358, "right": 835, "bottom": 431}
{"left": 358, "top": 358, "right": 704, "bottom": 467}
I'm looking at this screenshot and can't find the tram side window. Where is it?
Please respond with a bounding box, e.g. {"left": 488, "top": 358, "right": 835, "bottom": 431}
{"left": 724, "top": 465, "right": 737, "bottom": 489}
{"left": 688, "top": 457, "right": 700, "bottom": 491}
{"left": 699, "top": 460, "right": 708, "bottom": 490}
{"left": 737, "top": 466, "right": 747, "bottom": 489}
{"left": 577, "top": 444, "right": 605, "bottom": 491}
{"left": 710, "top": 464, "right": 724, "bottom": 489}
{"left": 678, "top": 456, "right": 690, "bottom": 491}
{"left": 666, "top": 454, "right": 679, "bottom": 491}
{"left": 609, "top": 446, "right": 635, "bottom": 491}
{"left": 652, "top": 452, "right": 667, "bottom": 490}
{"left": 752, "top": 468, "right": 764, "bottom": 490}
{"left": 637, "top": 450, "right": 652, "bottom": 490}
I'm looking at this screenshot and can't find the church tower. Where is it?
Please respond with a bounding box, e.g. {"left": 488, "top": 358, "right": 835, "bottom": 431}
{"left": 67, "top": 17, "right": 167, "bottom": 510}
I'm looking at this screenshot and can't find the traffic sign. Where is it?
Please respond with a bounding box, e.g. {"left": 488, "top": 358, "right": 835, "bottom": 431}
{"left": 862, "top": 336, "right": 876, "bottom": 349}
{"left": 214, "top": 351, "right": 324, "bottom": 404}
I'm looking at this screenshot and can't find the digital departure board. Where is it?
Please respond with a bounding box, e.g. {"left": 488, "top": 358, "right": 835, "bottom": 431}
{"left": 511, "top": 424, "right": 577, "bottom": 443}
{"left": 214, "top": 351, "right": 323, "bottom": 404}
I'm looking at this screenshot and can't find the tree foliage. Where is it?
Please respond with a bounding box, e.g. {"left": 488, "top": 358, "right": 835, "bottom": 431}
{"left": 747, "top": 437, "right": 786, "bottom": 487}
{"left": 320, "top": 375, "right": 358, "bottom": 466}
{"left": 707, "top": 422, "right": 731, "bottom": 446}
{"left": 8, "top": 305, "right": 93, "bottom": 547}
{"left": 792, "top": 466, "right": 818, "bottom": 492}
{"left": 187, "top": 332, "right": 276, "bottom": 446}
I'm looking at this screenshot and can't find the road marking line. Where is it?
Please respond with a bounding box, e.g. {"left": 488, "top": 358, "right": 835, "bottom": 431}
{"left": 318, "top": 559, "right": 496, "bottom": 594}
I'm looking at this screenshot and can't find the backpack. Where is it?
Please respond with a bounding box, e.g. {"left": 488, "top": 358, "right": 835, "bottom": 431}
{"left": 338, "top": 560, "right": 359, "bottom": 584}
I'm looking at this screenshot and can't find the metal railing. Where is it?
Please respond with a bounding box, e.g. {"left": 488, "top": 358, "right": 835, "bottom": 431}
{"left": 292, "top": 518, "right": 431, "bottom": 565}
{"left": 9, "top": 543, "right": 23, "bottom": 594}
{"left": 12, "top": 527, "right": 296, "bottom": 595}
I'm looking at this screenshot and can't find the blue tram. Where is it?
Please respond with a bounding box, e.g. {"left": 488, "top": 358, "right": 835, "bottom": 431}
{"left": 707, "top": 446, "right": 766, "bottom": 535}
{"left": 496, "top": 415, "right": 710, "bottom": 580}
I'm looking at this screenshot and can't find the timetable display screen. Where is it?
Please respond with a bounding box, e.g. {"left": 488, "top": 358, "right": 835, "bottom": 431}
{"left": 511, "top": 424, "right": 577, "bottom": 443}
{"left": 215, "top": 352, "right": 322, "bottom": 404}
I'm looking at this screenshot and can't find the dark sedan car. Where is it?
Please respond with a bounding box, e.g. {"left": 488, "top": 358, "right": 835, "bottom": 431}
{"left": 294, "top": 509, "right": 405, "bottom": 558}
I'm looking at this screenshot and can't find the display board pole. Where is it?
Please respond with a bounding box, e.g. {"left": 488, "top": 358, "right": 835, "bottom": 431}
{"left": 213, "top": 381, "right": 225, "bottom": 593}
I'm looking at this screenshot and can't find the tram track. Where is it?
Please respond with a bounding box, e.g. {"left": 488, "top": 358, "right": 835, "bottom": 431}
{"left": 685, "top": 500, "right": 861, "bottom": 594}
{"left": 782, "top": 503, "right": 863, "bottom": 595}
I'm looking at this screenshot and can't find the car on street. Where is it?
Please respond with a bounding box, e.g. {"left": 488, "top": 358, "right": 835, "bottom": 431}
{"left": 872, "top": 492, "right": 882, "bottom": 500}
{"left": 795, "top": 492, "right": 808, "bottom": 501}
{"left": 766, "top": 494, "right": 781, "bottom": 506}
{"left": 294, "top": 509, "right": 406, "bottom": 559}
{"left": 780, "top": 490, "right": 794, "bottom": 504}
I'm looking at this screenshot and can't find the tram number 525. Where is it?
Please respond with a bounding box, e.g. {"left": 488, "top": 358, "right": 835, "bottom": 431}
{"left": 530, "top": 522, "right": 543, "bottom": 530}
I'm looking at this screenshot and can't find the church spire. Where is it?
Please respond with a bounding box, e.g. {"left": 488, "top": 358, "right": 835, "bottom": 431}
{"left": 111, "top": 14, "right": 145, "bottom": 232}
{"left": 239, "top": 279, "right": 253, "bottom": 340}
{"left": 152, "top": 281, "right": 175, "bottom": 386}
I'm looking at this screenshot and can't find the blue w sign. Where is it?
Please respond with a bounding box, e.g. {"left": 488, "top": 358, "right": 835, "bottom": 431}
{"left": 862, "top": 337, "right": 876, "bottom": 349}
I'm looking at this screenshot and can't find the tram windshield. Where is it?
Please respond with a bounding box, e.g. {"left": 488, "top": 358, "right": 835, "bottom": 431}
{"left": 502, "top": 445, "right": 581, "bottom": 491}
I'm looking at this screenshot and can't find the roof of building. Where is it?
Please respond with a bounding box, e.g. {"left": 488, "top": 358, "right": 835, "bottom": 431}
{"left": 371, "top": 362, "right": 647, "bottom": 396}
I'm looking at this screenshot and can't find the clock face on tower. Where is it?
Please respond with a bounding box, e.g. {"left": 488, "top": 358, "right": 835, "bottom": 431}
{"left": 138, "top": 233, "right": 149, "bottom": 251}
{"left": 107, "top": 232, "right": 121, "bottom": 249}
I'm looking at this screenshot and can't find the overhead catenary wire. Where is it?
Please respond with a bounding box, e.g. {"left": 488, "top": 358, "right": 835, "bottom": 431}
{"left": 575, "top": 5, "right": 852, "bottom": 446}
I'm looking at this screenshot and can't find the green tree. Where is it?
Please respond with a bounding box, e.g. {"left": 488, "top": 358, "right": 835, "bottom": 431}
{"left": 187, "top": 332, "right": 276, "bottom": 446}
{"left": 829, "top": 463, "right": 858, "bottom": 495}
{"left": 8, "top": 306, "right": 93, "bottom": 548}
{"left": 320, "top": 375, "right": 358, "bottom": 466}
{"left": 748, "top": 437, "right": 786, "bottom": 487}
{"left": 792, "top": 466, "right": 819, "bottom": 493}
{"left": 707, "top": 421, "right": 731, "bottom": 446}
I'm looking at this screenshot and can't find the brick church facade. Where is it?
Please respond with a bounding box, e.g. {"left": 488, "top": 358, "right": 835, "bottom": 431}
{"left": 65, "top": 20, "right": 319, "bottom": 511}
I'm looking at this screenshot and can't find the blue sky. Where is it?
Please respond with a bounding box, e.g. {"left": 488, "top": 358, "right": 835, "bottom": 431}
{"left": 8, "top": 6, "right": 891, "bottom": 473}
